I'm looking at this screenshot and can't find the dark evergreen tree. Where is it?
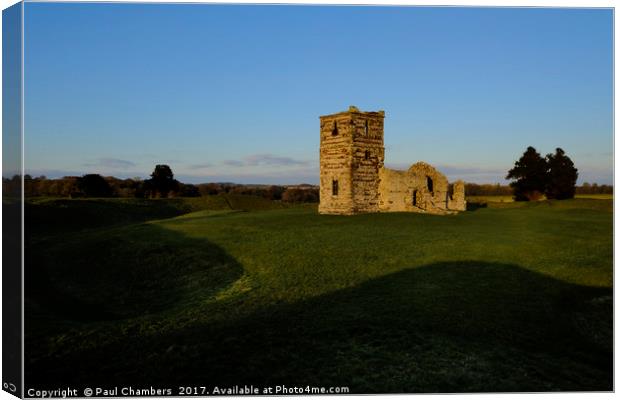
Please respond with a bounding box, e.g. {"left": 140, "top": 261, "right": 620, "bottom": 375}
{"left": 76, "top": 174, "right": 112, "bottom": 197}
{"left": 545, "top": 148, "right": 578, "bottom": 200}
{"left": 506, "top": 147, "right": 548, "bottom": 201}
{"left": 147, "top": 164, "right": 179, "bottom": 198}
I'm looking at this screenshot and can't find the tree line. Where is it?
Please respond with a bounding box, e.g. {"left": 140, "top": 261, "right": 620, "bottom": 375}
{"left": 457, "top": 181, "right": 611, "bottom": 197}
{"left": 3, "top": 156, "right": 611, "bottom": 202}
{"left": 461, "top": 183, "right": 513, "bottom": 196}
{"left": 575, "top": 182, "right": 613, "bottom": 195}
{"left": 475, "top": 147, "right": 611, "bottom": 199}
{"left": 4, "top": 164, "right": 320, "bottom": 203}
{"left": 505, "top": 147, "right": 599, "bottom": 201}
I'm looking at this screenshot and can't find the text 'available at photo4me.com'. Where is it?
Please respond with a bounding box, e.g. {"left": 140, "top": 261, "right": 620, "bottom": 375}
{"left": 26, "top": 385, "right": 352, "bottom": 397}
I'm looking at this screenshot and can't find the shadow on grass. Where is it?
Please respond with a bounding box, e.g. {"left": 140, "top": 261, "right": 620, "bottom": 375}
{"left": 26, "top": 260, "right": 612, "bottom": 393}
{"left": 25, "top": 222, "right": 244, "bottom": 322}
{"left": 25, "top": 199, "right": 195, "bottom": 235}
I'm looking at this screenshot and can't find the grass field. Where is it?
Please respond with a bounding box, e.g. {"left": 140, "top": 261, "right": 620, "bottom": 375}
{"left": 24, "top": 196, "right": 613, "bottom": 392}
{"left": 467, "top": 194, "right": 613, "bottom": 203}
{"left": 575, "top": 194, "right": 613, "bottom": 200}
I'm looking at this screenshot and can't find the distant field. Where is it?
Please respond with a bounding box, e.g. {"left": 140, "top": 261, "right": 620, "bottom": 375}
{"left": 466, "top": 195, "right": 514, "bottom": 203}
{"left": 468, "top": 194, "right": 613, "bottom": 203}
{"left": 575, "top": 194, "right": 614, "bottom": 200}
{"left": 24, "top": 196, "right": 612, "bottom": 392}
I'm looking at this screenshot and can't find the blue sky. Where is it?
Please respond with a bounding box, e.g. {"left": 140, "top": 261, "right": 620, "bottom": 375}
{"left": 3, "top": 2, "right": 21, "bottom": 180}
{"left": 23, "top": 4, "right": 613, "bottom": 184}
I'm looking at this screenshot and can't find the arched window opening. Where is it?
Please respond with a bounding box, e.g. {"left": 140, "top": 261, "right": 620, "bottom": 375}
{"left": 364, "top": 120, "right": 369, "bottom": 135}
{"left": 413, "top": 190, "right": 418, "bottom": 206}
{"left": 427, "top": 176, "right": 434, "bottom": 193}
{"left": 332, "top": 180, "right": 339, "bottom": 196}
{"left": 332, "top": 121, "right": 339, "bottom": 136}
{"left": 364, "top": 150, "right": 370, "bottom": 160}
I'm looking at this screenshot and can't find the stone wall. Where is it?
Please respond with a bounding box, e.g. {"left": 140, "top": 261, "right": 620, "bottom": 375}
{"left": 350, "top": 112, "right": 385, "bottom": 213}
{"left": 318, "top": 115, "right": 353, "bottom": 214}
{"left": 448, "top": 180, "right": 466, "bottom": 211}
{"left": 378, "top": 162, "right": 453, "bottom": 214}
{"left": 319, "top": 106, "right": 384, "bottom": 215}
{"left": 318, "top": 107, "right": 465, "bottom": 215}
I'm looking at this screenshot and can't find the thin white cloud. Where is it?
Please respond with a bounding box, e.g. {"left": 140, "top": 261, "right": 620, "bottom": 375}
{"left": 222, "top": 153, "right": 310, "bottom": 168}
{"left": 84, "top": 158, "right": 136, "bottom": 169}
{"left": 222, "top": 159, "right": 246, "bottom": 167}
{"left": 187, "top": 162, "right": 215, "bottom": 169}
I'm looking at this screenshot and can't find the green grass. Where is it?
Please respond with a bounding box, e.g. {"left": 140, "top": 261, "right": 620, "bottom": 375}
{"left": 575, "top": 194, "right": 614, "bottom": 200}
{"left": 466, "top": 195, "right": 515, "bottom": 203}
{"left": 468, "top": 194, "right": 613, "bottom": 203}
{"left": 25, "top": 197, "right": 613, "bottom": 392}
{"left": 25, "top": 194, "right": 290, "bottom": 236}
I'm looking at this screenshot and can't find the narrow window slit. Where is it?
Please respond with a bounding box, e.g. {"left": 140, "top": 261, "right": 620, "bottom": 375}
{"left": 427, "top": 176, "right": 434, "bottom": 193}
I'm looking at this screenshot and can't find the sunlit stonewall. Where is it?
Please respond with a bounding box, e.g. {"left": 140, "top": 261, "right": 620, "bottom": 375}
{"left": 319, "top": 106, "right": 466, "bottom": 215}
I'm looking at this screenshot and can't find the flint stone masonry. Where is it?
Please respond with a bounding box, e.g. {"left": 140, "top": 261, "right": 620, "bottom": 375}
{"left": 319, "top": 106, "right": 466, "bottom": 215}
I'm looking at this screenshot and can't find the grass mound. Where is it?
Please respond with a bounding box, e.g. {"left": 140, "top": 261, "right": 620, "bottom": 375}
{"left": 25, "top": 195, "right": 289, "bottom": 235}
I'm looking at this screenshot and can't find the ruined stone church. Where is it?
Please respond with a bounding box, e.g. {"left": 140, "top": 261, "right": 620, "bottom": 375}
{"left": 319, "top": 106, "right": 466, "bottom": 215}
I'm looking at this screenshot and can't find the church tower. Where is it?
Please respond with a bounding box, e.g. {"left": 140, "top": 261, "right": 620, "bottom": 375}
{"left": 319, "top": 106, "right": 385, "bottom": 215}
